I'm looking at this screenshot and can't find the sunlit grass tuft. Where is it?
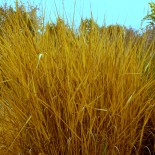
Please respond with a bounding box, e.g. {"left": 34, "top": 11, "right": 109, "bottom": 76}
{"left": 0, "top": 4, "right": 155, "bottom": 155}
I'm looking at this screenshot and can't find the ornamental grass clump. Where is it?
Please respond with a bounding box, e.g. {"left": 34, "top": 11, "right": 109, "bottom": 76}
{"left": 0, "top": 3, "right": 155, "bottom": 155}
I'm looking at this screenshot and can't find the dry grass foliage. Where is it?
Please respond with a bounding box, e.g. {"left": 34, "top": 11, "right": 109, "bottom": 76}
{"left": 0, "top": 6, "right": 155, "bottom": 155}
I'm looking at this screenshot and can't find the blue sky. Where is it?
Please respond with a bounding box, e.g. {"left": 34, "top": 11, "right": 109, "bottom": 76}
{"left": 1, "top": 0, "right": 154, "bottom": 30}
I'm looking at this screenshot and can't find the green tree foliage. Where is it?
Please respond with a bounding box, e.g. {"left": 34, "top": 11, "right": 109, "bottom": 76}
{"left": 142, "top": 2, "right": 155, "bottom": 27}
{"left": 141, "top": 2, "right": 155, "bottom": 50}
